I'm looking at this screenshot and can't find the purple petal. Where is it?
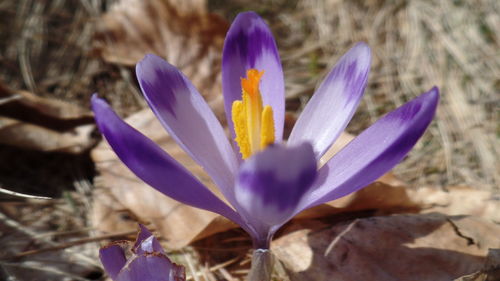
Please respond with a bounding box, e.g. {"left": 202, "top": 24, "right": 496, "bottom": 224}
{"left": 222, "top": 11, "right": 285, "bottom": 143}
{"left": 133, "top": 224, "right": 153, "bottom": 250}
{"left": 136, "top": 54, "right": 239, "bottom": 207}
{"left": 235, "top": 143, "right": 317, "bottom": 230}
{"left": 288, "top": 43, "right": 371, "bottom": 158}
{"left": 302, "top": 87, "right": 439, "bottom": 209}
{"left": 116, "top": 254, "right": 185, "bottom": 281}
{"left": 99, "top": 243, "right": 127, "bottom": 280}
{"left": 133, "top": 225, "right": 164, "bottom": 255}
{"left": 91, "top": 95, "right": 244, "bottom": 226}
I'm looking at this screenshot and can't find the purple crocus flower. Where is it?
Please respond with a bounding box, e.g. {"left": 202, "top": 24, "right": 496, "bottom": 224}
{"left": 99, "top": 225, "right": 185, "bottom": 281}
{"left": 91, "top": 11, "right": 438, "bottom": 250}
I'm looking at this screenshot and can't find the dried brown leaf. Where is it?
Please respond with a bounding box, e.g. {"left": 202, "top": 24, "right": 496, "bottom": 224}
{"left": 0, "top": 83, "right": 93, "bottom": 124}
{"left": 406, "top": 186, "right": 500, "bottom": 224}
{"left": 295, "top": 177, "right": 417, "bottom": 221}
{"left": 0, "top": 116, "right": 95, "bottom": 153}
{"left": 0, "top": 83, "right": 95, "bottom": 153}
{"left": 93, "top": 0, "right": 228, "bottom": 117}
{"left": 273, "top": 213, "right": 500, "bottom": 281}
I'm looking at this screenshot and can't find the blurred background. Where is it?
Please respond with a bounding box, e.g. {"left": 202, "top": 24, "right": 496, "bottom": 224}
{"left": 0, "top": 0, "right": 498, "bottom": 280}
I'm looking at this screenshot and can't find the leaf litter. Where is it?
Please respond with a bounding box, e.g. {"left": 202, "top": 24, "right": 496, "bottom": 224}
{"left": 0, "top": 0, "right": 498, "bottom": 280}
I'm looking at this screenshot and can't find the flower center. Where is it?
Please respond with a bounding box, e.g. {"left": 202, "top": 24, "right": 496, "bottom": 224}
{"left": 231, "top": 69, "right": 275, "bottom": 159}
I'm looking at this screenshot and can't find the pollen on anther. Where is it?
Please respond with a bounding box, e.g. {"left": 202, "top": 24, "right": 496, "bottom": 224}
{"left": 260, "top": 106, "right": 275, "bottom": 149}
{"left": 232, "top": 100, "right": 251, "bottom": 159}
{"left": 232, "top": 69, "right": 275, "bottom": 159}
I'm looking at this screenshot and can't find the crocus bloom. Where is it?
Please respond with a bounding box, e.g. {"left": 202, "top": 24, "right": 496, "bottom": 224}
{"left": 99, "top": 225, "right": 185, "bottom": 281}
{"left": 91, "top": 11, "right": 439, "bottom": 249}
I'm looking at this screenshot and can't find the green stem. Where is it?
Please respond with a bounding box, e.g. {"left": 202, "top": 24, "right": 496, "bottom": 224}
{"left": 247, "top": 249, "right": 274, "bottom": 281}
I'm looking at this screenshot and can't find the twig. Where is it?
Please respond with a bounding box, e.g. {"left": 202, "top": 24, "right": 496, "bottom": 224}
{"left": 0, "top": 186, "right": 51, "bottom": 200}
{"left": 0, "top": 95, "right": 22, "bottom": 105}
{"left": 324, "top": 219, "right": 358, "bottom": 256}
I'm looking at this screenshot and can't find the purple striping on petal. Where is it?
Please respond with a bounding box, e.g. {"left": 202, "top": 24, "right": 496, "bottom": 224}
{"left": 238, "top": 166, "right": 316, "bottom": 211}
{"left": 91, "top": 95, "right": 245, "bottom": 227}
{"left": 222, "top": 11, "right": 285, "bottom": 144}
{"left": 287, "top": 42, "right": 371, "bottom": 158}
{"left": 234, "top": 143, "right": 317, "bottom": 228}
{"left": 224, "top": 28, "right": 280, "bottom": 70}
{"left": 342, "top": 61, "right": 368, "bottom": 103}
{"left": 136, "top": 54, "right": 187, "bottom": 118}
{"left": 323, "top": 57, "right": 369, "bottom": 105}
{"left": 136, "top": 54, "right": 241, "bottom": 210}
{"left": 300, "top": 87, "right": 439, "bottom": 209}
{"left": 393, "top": 101, "right": 422, "bottom": 122}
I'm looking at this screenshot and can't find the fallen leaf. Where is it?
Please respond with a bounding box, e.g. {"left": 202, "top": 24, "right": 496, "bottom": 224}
{"left": 0, "top": 82, "right": 95, "bottom": 153}
{"left": 93, "top": 0, "right": 228, "bottom": 117}
{"left": 0, "top": 83, "right": 94, "bottom": 128}
{"left": 0, "top": 116, "right": 95, "bottom": 153}
{"left": 295, "top": 179, "right": 418, "bottom": 220}
{"left": 273, "top": 213, "right": 500, "bottom": 281}
{"left": 409, "top": 186, "right": 500, "bottom": 223}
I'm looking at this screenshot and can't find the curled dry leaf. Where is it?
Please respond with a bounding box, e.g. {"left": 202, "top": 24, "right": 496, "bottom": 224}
{"left": 0, "top": 82, "right": 95, "bottom": 153}
{"left": 0, "top": 116, "right": 95, "bottom": 153}
{"left": 93, "top": 0, "right": 225, "bottom": 65}
{"left": 93, "top": 0, "right": 228, "bottom": 116}
{"left": 273, "top": 213, "right": 500, "bottom": 281}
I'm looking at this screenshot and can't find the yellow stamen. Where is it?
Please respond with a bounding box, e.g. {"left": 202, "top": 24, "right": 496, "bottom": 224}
{"left": 231, "top": 100, "right": 251, "bottom": 159}
{"left": 260, "top": 105, "right": 275, "bottom": 149}
{"left": 231, "top": 69, "right": 275, "bottom": 159}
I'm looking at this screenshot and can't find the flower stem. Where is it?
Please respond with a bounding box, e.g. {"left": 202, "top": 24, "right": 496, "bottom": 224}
{"left": 247, "top": 248, "right": 274, "bottom": 281}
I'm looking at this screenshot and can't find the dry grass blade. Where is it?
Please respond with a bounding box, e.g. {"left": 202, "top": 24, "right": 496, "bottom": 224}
{"left": 0, "top": 261, "right": 90, "bottom": 281}
{"left": 274, "top": 213, "right": 500, "bottom": 281}
{"left": 287, "top": 0, "right": 499, "bottom": 190}
{"left": 0, "top": 0, "right": 498, "bottom": 280}
{"left": 0, "top": 210, "right": 100, "bottom": 267}
{"left": 0, "top": 185, "right": 51, "bottom": 200}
